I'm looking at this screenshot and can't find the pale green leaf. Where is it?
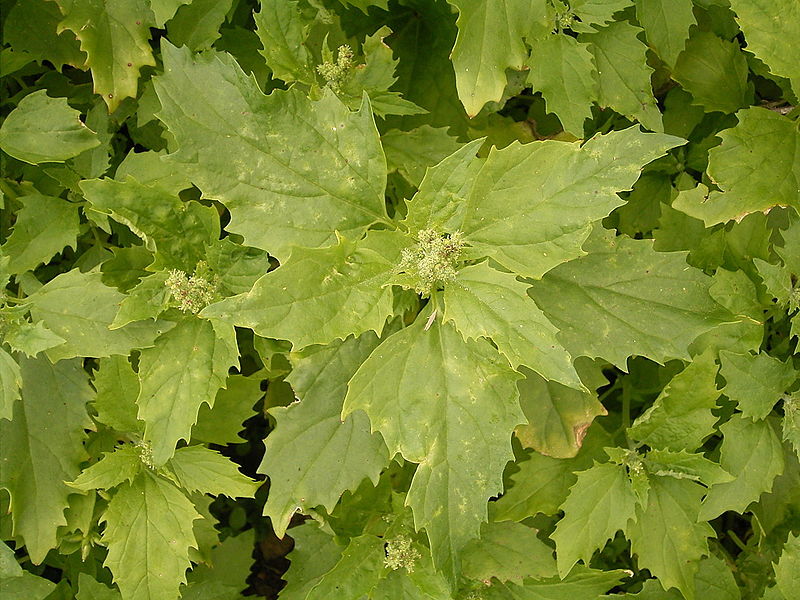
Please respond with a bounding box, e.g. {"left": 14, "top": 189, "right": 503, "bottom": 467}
{"left": 527, "top": 34, "right": 597, "bottom": 137}
{"left": 443, "top": 262, "right": 580, "bottom": 387}
{"left": 460, "top": 128, "right": 682, "bottom": 278}
{"left": 673, "top": 29, "right": 750, "bottom": 113}
{"left": 201, "top": 230, "right": 408, "bottom": 349}
{"left": 729, "top": 0, "right": 800, "bottom": 94}
{"left": 167, "top": 446, "right": 258, "bottom": 498}
{"left": 1, "top": 194, "right": 79, "bottom": 274}
{"left": 2, "top": 0, "right": 85, "bottom": 70}
{"left": 635, "top": 0, "right": 695, "bottom": 67}
{"left": 570, "top": 0, "right": 633, "bottom": 29}
{"left": 181, "top": 530, "right": 254, "bottom": 598}
{"left": 699, "top": 415, "right": 785, "bottom": 520}
{"left": 627, "top": 477, "right": 715, "bottom": 600}
{"left": 720, "top": 351, "right": 796, "bottom": 420}
{"left": 343, "top": 318, "right": 524, "bottom": 582}
{"left": 76, "top": 573, "right": 121, "bottom": 600}
{"left": 487, "top": 566, "right": 626, "bottom": 599}
{"left": 153, "top": 42, "right": 388, "bottom": 260}
{"left": 136, "top": 316, "right": 239, "bottom": 465}
{"left": 204, "top": 239, "right": 271, "bottom": 296}
{"left": 513, "top": 364, "right": 607, "bottom": 459}
{"left": 110, "top": 272, "right": 171, "bottom": 329}
{"left": 382, "top": 126, "right": 464, "bottom": 188}
{"left": 773, "top": 533, "right": 800, "bottom": 600}
{"left": 0, "top": 90, "right": 99, "bottom": 164}
{"left": 552, "top": 462, "right": 637, "bottom": 578}
{"left": 115, "top": 149, "right": 191, "bottom": 194}
{"left": 280, "top": 524, "right": 343, "bottom": 600}
{"left": 447, "top": 0, "right": 536, "bottom": 116}
{"left": 629, "top": 352, "right": 721, "bottom": 451}
{"left": 253, "top": 0, "right": 314, "bottom": 84}
{"left": 1, "top": 319, "right": 66, "bottom": 358}
{"left": 55, "top": 0, "right": 156, "bottom": 111}
{"left": 262, "top": 331, "right": 388, "bottom": 537}
{"left": 370, "top": 565, "right": 451, "bottom": 600}
{"left": 644, "top": 449, "right": 734, "bottom": 487}
{"left": 0, "top": 541, "right": 56, "bottom": 599}
{"left": 0, "top": 348, "right": 21, "bottom": 421}
{"left": 166, "top": 0, "right": 232, "bottom": 51}
{"left": 306, "top": 535, "right": 386, "bottom": 600}
{"left": 528, "top": 232, "right": 728, "bottom": 367}
{"left": 149, "top": 0, "right": 192, "bottom": 27}
{"left": 784, "top": 395, "right": 800, "bottom": 459}
{"left": 101, "top": 472, "right": 200, "bottom": 600}
{"left": 672, "top": 110, "right": 800, "bottom": 225}
{"left": 192, "top": 374, "right": 262, "bottom": 445}
{"left": 583, "top": 21, "right": 662, "bottom": 132}
{"left": 92, "top": 355, "right": 141, "bottom": 433}
{"left": 27, "top": 269, "right": 171, "bottom": 362}
{"left": 0, "top": 356, "right": 91, "bottom": 563}
{"left": 461, "top": 521, "right": 556, "bottom": 583}
{"left": 70, "top": 445, "right": 142, "bottom": 491}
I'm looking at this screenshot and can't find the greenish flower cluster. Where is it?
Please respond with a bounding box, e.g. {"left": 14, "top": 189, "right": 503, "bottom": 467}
{"left": 398, "top": 229, "right": 465, "bottom": 296}
{"left": 317, "top": 44, "right": 354, "bottom": 93}
{"left": 165, "top": 262, "right": 218, "bottom": 314}
{"left": 384, "top": 534, "right": 420, "bottom": 573}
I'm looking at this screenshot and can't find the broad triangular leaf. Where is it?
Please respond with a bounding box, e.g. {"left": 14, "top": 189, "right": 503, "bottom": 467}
{"left": 720, "top": 351, "right": 796, "bottom": 420}
{"left": 635, "top": 0, "right": 695, "bottom": 67}
{"left": 167, "top": 446, "right": 258, "bottom": 498}
{"left": 305, "top": 534, "right": 386, "bottom": 600}
{"left": 70, "top": 445, "right": 142, "bottom": 491}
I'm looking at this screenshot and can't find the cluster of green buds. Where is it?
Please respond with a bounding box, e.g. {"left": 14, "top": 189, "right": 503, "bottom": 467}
{"left": 383, "top": 534, "right": 421, "bottom": 573}
{"left": 398, "top": 229, "right": 465, "bottom": 296}
{"left": 317, "top": 44, "right": 354, "bottom": 93}
{"left": 135, "top": 440, "right": 156, "bottom": 470}
{"left": 165, "top": 261, "right": 218, "bottom": 314}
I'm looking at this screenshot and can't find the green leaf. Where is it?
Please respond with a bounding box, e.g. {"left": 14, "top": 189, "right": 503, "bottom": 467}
{"left": 644, "top": 449, "right": 734, "bottom": 487}
{"left": 0, "top": 348, "right": 21, "bottom": 421}
{"left": 443, "top": 262, "right": 580, "bottom": 388}
{"left": 569, "top": 0, "right": 633, "bottom": 30}
{"left": 635, "top": 0, "right": 695, "bottom": 67}
{"left": 136, "top": 316, "right": 239, "bottom": 465}
{"left": 2, "top": 0, "right": 85, "bottom": 70}
{"left": 201, "top": 230, "right": 408, "bottom": 349}
{"left": 110, "top": 272, "right": 171, "bottom": 329}
{"left": 192, "top": 374, "right": 262, "bottom": 445}
{"left": 513, "top": 364, "right": 607, "bottom": 459}
{"left": 487, "top": 566, "right": 626, "bottom": 599}
{"left": 673, "top": 29, "right": 750, "bottom": 114}
{"left": 773, "top": 533, "right": 800, "bottom": 600}
{"left": 629, "top": 352, "right": 721, "bottom": 451}
{"left": 55, "top": 0, "right": 156, "bottom": 111}
{"left": 720, "top": 351, "right": 796, "bottom": 420}
{"left": 149, "top": 0, "right": 192, "bottom": 27}
{"left": 253, "top": 0, "right": 314, "bottom": 84}
{"left": 382, "top": 126, "right": 464, "bottom": 188}
{"left": 582, "top": 21, "right": 662, "bottom": 132}
{"left": 551, "top": 462, "right": 638, "bottom": 578}
{"left": 699, "top": 415, "right": 785, "bottom": 520}
{"left": 1, "top": 319, "right": 66, "bottom": 358}
{"left": 728, "top": 0, "right": 800, "bottom": 95}
{"left": 280, "top": 524, "right": 344, "bottom": 600}
{"left": 0, "top": 355, "right": 91, "bottom": 563}
{"left": 460, "top": 128, "right": 682, "bottom": 278}
{"left": 101, "top": 471, "right": 200, "bottom": 600}
{"left": 343, "top": 318, "right": 524, "bottom": 582}
{"left": 0, "top": 90, "right": 99, "bottom": 164}
{"left": 167, "top": 446, "right": 258, "bottom": 498}
{"left": 672, "top": 109, "right": 800, "bottom": 225}
{"left": 204, "top": 239, "right": 271, "bottom": 296}
{"left": 528, "top": 231, "right": 728, "bottom": 367}
{"left": 166, "top": 0, "right": 233, "bottom": 51}
{"left": 461, "top": 521, "right": 557, "bottom": 583}
{"left": 76, "top": 573, "right": 121, "bottom": 600}
{"left": 447, "top": 0, "right": 537, "bottom": 117}
{"left": 82, "top": 177, "right": 219, "bottom": 272}
{"left": 262, "top": 331, "right": 388, "bottom": 537}
{"left": 784, "top": 395, "right": 800, "bottom": 460}
{"left": 627, "top": 476, "right": 715, "bottom": 600}
{"left": 305, "top": 535, "right": 386, "bottom": 600}
{"left": 0, "top": 541, "right": 57, "bottom": 599}
{"left": 70, "top": 445, "right": 142, "bottom": 491}
{"left": 527, "top": 34, "right": 597, "bottom": 137}
{"left": 495, "top": 425, "right": 610, "bottom": 520}
{"left": 27, "top": 269, "right": 171, "bottom": 362}
{"left": 153, "top": 42, "right": 388, "bottom": 261}
{"left": 92, "top": 355, "right": 141, "bottom": 432}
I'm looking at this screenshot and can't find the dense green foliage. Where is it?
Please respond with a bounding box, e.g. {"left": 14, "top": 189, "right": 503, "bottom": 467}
{"left": 1, "top": 0, "right": 799, "bottom": 598}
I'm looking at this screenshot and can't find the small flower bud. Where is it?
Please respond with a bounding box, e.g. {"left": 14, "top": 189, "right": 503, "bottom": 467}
{"left": 384, "top": 534, "right": 421, "bottom": 573}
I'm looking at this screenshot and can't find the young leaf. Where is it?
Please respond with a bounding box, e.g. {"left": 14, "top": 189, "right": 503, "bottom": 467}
{"left": 305, "top": 535, "right": 386, "bottom": 600}
{"left": 70, "top": 445, "right": 142, "bottom": 491}
{"left": 772, "top": 533, "right": 800, "bottom": 600}
{"left": 262, "top": 331, "right": 388, "bottom": 538}
{"left": 101, "top": 472, "right": 200, "bottom": 600}
{"left": 136, "top": 317, "right": 239, "bottom": 466}
{"left": 1, "top": 194, "right": 80, "bottom": 275}
{"left": 719, "top": 351, "right": 796, "bottom": 420}
{"left": 528, "top": 232, "right": 728, "bottom": 367}
{"left": 280, "top": 524, "right": 344, "bottom": 600}
{"left": 0, "top": 90, "right": 99, "bottom": 164}
{"left": 635, "top": 0, "right": 695, "bottom": 67}
{"left": 192, "top": 374, "right": 262, "bottom": 445}
{"left": 488, "top": 565, "right": 627, "bottom": 599}
{"left": 92, "top": 355, "right": 141, "bottom": 433}
{"left": 0, "top": 541, "right": 56, "bottom": 598}
{"left": 153, "top": 42, "right": 388, "bottom": 260}
{"left": 552, "top": 462, "right": 638, "bottom": 578}
{"left": 460, "top": 128, "right": 683, "bottom": 278}
{"left": 629, "top": 352, "right": 721, "bottom": 451}
{"left": 382, "top": 126, "right": 464, "bottom": 188}
{"left": 0, "top": 348, "right": 21, "bottom": 421}
{"left": 0, "top": 356, "right": 92, "bottom": 564}
{"left": 343, "top": 318, "right": 525, "bottom": 582}
{"left": 201, "top": 230, "right": 409, "bottom": 349}
{"left": 166, "top": 0, "right": 232, "bottom": 51}
{"left": 644, "top": 449, "right": 734, "bottom": 487}
{"left": 443, "top": 262, "right": 581, "bottom": 388}
{"left": 699, "top": 415, "right": 785, "bottom": 520}
{"left": 167, "top": 446, "right": 258, "bottom": 498}
{"left": 2, "top": 0, "right": 85, "bottom": 70}
{"left": 627, "top": 476, "right": 715, "bottom": 600}
{"left": 253, "top": 0, "right": 314, "bottom": 84}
